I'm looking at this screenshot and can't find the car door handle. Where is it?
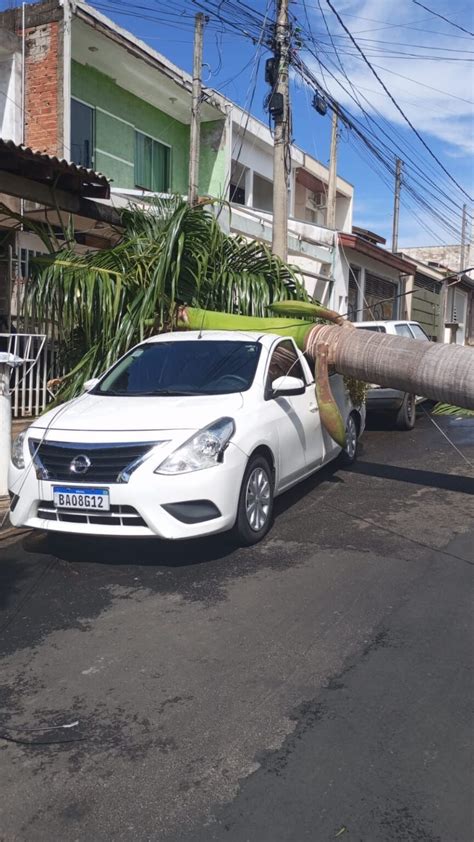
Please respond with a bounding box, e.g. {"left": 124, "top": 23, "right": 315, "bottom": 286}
{"left": 309, "top": 402, "right": 318, "bottom": 413}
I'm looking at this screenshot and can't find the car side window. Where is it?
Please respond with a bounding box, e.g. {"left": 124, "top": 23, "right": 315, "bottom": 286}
{"left": 355, "top": 325, "right": 386, "bottom": 333}
{"left": 394, "top": 323, "right": 413, "bottom": 338}
{"left": 409, "top": 323, "right": 429, "bottom": 340}
{"left": 266, "top": 340, "right": 305, "bottom": 389}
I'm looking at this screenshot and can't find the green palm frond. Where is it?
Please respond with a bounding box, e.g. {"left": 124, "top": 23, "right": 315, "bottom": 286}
{"left": 432, "top": 403, "right": 474, "bottom": 417}
{"left": 18, "top": 197, "right": 308, "bottom": 403}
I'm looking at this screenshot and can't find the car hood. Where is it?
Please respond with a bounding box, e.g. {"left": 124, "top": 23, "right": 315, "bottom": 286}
{"left": 31, "top": 391, "right": 245, "bottom": 436}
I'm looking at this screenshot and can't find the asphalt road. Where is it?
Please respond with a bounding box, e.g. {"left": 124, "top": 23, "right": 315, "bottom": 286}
{"left": 0, "top": 413, "right": 473, "bottom": 842}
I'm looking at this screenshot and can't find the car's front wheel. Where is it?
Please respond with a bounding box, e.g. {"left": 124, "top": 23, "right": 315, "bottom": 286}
{"left": 232, "top": 454, "right": 274, "bottom": 546}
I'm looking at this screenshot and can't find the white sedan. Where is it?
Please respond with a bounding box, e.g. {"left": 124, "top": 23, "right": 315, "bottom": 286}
{"left": 9, "top": 331, "right": 364, "bottom": 545}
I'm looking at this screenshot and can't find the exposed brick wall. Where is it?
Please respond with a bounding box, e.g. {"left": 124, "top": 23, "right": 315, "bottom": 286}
{"left": 0, "top": 1, "right": 65, "bottom": 155}
{"left": 23, "top": 20, "right": 62, "bottom": 154}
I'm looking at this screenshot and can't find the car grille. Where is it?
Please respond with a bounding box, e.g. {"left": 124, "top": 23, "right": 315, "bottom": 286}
{"left": 37, "top": 501, "right": 147, "bottom": 528}
{"left": 29, "top": 439, "right": 159, "bottom": 484}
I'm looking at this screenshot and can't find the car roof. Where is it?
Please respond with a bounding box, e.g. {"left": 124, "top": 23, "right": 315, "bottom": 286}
{"left": 143, "top": 330, "right": 280, "bottom": 348}
{"left": 355, "top": 320, "right": 420, "bottom": 327}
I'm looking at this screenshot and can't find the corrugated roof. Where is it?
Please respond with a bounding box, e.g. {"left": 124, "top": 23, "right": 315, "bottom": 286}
{"left": 0, "top": 139, "right": 110, "bottom": 199}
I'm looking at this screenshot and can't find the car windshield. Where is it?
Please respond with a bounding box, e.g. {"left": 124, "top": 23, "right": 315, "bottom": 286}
{"left": 95, "top": 340, "right": 262, "bottom": 397}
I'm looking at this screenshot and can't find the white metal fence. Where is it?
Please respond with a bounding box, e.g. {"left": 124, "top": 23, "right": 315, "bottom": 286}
{"left": 0, "top": 333, "right": 56, "bottom": 418}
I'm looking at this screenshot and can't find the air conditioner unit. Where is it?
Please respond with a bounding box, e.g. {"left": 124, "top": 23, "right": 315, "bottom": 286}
{"left": 307, "top": 191, "right": 327, "bottom": 210}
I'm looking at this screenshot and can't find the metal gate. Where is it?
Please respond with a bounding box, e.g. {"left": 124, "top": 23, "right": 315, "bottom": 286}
{"left": 2, "top": 244, "right": 61, "bottom": 417}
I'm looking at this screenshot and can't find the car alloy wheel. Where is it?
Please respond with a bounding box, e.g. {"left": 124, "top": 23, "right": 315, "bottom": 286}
{"left": 339, "top": 413, "right": 358, "bottom": 466}
{"left": 245, "top": 466, "right": 271, "bottom": 531}
{"left": 344, "top": 414, "right": 357, "bottom": 461}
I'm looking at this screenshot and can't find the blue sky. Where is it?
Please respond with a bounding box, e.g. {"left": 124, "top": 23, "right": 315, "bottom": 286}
{"left": 3, "top": 0, "right": 473, "bottom": 247}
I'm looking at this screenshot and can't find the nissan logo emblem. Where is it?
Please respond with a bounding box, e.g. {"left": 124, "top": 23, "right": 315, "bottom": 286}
{"left": 69, "top": 454, "right": 92, "bottom": 475}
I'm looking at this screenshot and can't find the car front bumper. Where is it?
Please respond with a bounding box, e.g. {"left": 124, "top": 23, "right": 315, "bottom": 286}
{"left": 8, "top": 443, "right": 246, "bottom": 540}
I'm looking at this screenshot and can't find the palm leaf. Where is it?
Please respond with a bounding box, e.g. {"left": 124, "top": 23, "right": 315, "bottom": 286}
{"left": 15, "top": 197, "right": 310, "bottom": 402}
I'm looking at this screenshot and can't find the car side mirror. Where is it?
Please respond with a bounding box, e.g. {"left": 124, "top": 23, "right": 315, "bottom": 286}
{"left": 83, "top": 377, "right": 99, "bottom": 392}
{"left": 271, "top": 376, "right": 305, "bottom": 397}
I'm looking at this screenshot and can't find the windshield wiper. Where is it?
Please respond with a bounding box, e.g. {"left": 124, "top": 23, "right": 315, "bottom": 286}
{"left": 137, "top": 389, "right": 200, "bottom": 396}
{"left": 97, "top": 388, "right": 124, "bottom": 396}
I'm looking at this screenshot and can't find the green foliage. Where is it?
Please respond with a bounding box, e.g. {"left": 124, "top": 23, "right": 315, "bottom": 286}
{"left": 19, "top": 197, "right": 308, "bottom": 402}
{"left": 344, "top": 377, "right": 368, "bottom": 408}
{"left": 432, "top": 403, "right": 474, "bottom": 418}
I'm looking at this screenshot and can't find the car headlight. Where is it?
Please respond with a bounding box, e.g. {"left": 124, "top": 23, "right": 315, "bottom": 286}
{"left": 11, "top": 430, "right": 27, "bottom": 469}
{"left": 155, "top": 417, "right": 235, "bottom": 475}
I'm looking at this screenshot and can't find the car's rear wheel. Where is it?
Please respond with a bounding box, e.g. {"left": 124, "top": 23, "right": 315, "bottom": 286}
{"left": 339, "top": 412, "right": 358, "bottom": 466}
{"left": 395, "top": 392, "right": 416, "bottom": 430}
{"left": 232, "top": 454, "right": 274, "bottom": 546}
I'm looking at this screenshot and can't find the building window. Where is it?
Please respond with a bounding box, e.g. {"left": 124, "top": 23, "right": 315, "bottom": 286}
{"left": 363, "top": 272, "right": 398, "bottom": 320}
{"left": 348, "top": 265, "right": 361, "bottom": 321}
{"left": 230, "top": 183, "right": 245, "bottom": 204}
{"left": 253, "top": 173, "right": 273, "bottom": 212}
{"left": 229, "top": 160, "right": 247, "bottom": 205}
{"left": 71, "top": 99, "right": 94, "bottom": 168}
{"left": 135, "top": 131, "right": 170, "bottom": 192}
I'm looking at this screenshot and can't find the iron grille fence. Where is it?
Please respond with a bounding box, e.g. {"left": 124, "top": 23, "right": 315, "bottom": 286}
{"left": 0, "top": 332, "right": 56, "bottom": 418}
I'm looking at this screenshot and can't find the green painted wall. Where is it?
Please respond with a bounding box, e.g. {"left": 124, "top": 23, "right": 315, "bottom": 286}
{"left": 412, "top": 285, "right": 440, "bottom": 340}
{"left": 71, "top": 61, "right": 191, "bottom": 193}
{"left": 199, "top": 119, "right": 228, "bottom": 199}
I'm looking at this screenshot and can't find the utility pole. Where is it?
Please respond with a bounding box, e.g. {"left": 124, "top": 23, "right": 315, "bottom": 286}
{"left": 271, "top": 0, "right": 290, "bottom": 261}
{"left": 460, "top": 203, "right": 468, "bottom": 271}
{"left": 391, "top": 158, "right": 402, "bottom": 253}
{"left": 326, "top": 109, "right": 338, "bottom": 229}
{"left": 188, "top": 12, "right": 205, "bottom": 206}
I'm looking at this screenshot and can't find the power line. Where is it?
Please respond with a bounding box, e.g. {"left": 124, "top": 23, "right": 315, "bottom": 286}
{"left": 323, "top": 0, "right": 472, "bottom": 202}
{"left": 292, "top": 34, "right": 471, "bottom": 226}
{"left": 290, "top": 51, "right": 467, "bottom": 240}
{"left": 411, "top": 0, "right": 474, "bottom": 37}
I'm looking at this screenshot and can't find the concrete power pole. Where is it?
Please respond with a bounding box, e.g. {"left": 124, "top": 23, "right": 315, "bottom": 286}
{"left": 460, "top": 203, "right": 468, "bottom": 270}
{"left": 326, "top": 109, "right": 338, "bottom": 229}
{"left": 188, "top": 12, "right": 205, "bottom": 206}
{"left": 391, "top": 158, "right": 402, "bottom": 253}
{"left": 271, "top": 0, "right": 290, "bottom": 261}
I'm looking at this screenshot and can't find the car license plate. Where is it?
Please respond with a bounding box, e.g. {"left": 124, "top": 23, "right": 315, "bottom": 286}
{"left": 53, "top": 486, "right": 110, "bottom": 512}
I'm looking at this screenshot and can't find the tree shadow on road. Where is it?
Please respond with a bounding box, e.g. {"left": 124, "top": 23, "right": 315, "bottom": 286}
{"left": 344, "top": 461, "right": 474, "bottom": 495}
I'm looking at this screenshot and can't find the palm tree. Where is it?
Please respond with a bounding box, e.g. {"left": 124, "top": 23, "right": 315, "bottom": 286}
{"left": 21, "top": 197, "right": 308, "bottom": 402}
{"left": 13, "top": 197, "right": 474, "bottom": 430}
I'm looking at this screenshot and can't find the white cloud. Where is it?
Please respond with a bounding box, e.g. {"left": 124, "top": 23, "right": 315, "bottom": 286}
{"left": 305, "top": 0, "right": 474, "bottom": 155}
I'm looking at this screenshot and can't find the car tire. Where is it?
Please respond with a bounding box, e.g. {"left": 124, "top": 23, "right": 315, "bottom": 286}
{"left": 395, "top": 393, "right": 416, "bottom": 430}
{"left": 231, "top": 454, "right": 274, "bottom": 546}
{"left": 339, "top": 412, "right": 358, "bottom": 466}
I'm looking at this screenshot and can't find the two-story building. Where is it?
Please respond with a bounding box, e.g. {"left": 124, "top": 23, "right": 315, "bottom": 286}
{"left": 0, "top": 0, "right": 354, "bottom": 319}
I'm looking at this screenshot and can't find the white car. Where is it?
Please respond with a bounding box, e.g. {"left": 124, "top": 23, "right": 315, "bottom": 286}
{"left": 354, "top": 320, "right": 430, "bottom": 430}
{"left": 9, "top": 331, "right": 364, "bottom": 545}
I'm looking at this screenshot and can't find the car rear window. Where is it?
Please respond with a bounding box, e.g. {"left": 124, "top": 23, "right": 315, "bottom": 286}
{"left": 394, "top": 324, "right": 413, "bottom": 338}
{"left": 355, "top": 324, "right": 387, "bottom": 333}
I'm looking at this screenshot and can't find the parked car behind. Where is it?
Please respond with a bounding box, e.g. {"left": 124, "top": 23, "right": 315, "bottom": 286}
{"left": 354, "top": 320, "right": 430, "bottom": 429}
{"left": 9, "top": 330, "right": 364, "bottom": 546}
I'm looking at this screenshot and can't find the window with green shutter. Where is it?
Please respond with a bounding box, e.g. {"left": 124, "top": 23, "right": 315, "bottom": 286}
{"left": 134, "top": 131, "right": 170, "bottom": 192}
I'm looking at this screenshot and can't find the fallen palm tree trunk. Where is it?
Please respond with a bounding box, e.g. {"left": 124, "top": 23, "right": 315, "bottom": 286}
{"left": 305, "top": 324, "right": 474, "bottom": 411}
{"left": 179, "top": 306, "right": 474, "bottom": 411}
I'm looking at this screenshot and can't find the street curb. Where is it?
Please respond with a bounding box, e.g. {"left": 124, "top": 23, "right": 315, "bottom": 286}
{"left": 0, "top": 526, "right": 32, "bottom": 543}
